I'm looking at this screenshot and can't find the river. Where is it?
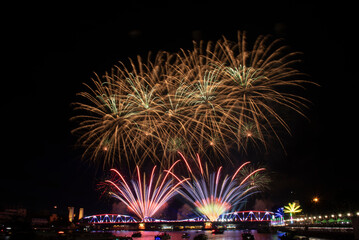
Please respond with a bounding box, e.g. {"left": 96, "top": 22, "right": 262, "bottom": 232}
{"left": 1, "top": 229, "right": 331, "bottom": 240}
{"left": 110, "top": 230, "right": 329, "bottom": 240}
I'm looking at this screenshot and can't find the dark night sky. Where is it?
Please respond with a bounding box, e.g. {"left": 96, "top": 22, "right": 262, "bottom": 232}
{"left": 2, "top": 2, "right": 358, "bottom": 216}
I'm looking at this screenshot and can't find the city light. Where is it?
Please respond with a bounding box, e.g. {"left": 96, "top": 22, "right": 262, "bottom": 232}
{"left": 284, "top": 202, "right": 302, "bottom": 224}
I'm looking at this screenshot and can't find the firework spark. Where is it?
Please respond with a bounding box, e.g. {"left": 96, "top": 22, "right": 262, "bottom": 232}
{"left": 72, "top": 53, "right": 179, "bottom": 167}
{"left": 174, "top": 153, "right": 265, "bottom": 221}
{"left": 177, "top": 31, "right": 312, "bottom": 153}
{"left": 72, "top": 31, "right": 313, "bottom": 167}
{"left": 103, "top": 161, "right": 188, "bottom": 221}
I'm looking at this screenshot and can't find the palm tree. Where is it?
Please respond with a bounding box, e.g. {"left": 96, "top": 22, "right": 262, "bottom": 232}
{"left": 284, "top": 202, "right": 302, "bottom": 224}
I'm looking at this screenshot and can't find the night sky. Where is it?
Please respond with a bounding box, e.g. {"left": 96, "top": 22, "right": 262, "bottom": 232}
{"left": 2, "top": 2, "right": 357, "bottom": 216}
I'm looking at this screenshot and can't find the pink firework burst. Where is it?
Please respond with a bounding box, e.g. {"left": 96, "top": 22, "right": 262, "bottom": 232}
{"left": 104, "top": 161, "right": 188, "bottom": 221}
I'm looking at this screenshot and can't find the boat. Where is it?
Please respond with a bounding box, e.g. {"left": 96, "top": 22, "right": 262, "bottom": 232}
{"left": 182, "top": 232, "right": 190, "bottom": 238}
{"left": 278, "top": 231, "right": 294, "bottom": 240}
{"left": 294, "top": 237, "right": 309, "bottom": 240}
{"left": 154, "top": 232, "right": 171, "bottom": 240}
{"left": 193, "top": 233, "right": 207, "bottom": 240}
{"left": 211, "top": 229, "right": 224, "bottom": 234}
{"left": 242, "top": 230, "right": 255, "bottom": 240}
{"left": 132, "top": 232, "right": 142, "bottom": 238}
{"left": 118, "top": 237, "right": 133, "bottom": 240}
{"left": 279, "top": 233, "right": 309, "bottom": 240}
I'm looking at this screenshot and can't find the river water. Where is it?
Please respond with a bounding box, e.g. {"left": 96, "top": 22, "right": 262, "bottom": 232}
{"left": 111, "top": 230, "right": 329, "bottom": 240}
{"left": 0, "top": 229, "right": 331, "bottom": 240}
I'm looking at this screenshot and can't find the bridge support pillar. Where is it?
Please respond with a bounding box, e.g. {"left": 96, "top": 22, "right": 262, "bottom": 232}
{"left": 353, "top": 216, "right": 359, "bottom": 240}
{"left": 138, "top": 222, "right": 145, "bottom": 230}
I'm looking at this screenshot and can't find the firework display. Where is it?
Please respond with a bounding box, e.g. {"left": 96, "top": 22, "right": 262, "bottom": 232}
{"left": 103, "top": 153, "right": 267, "bottom": 221}
{"left": 172, "top": 152, "right": 266, "bottom": 221}
{"left": 72, "top": 31, "right": 311, "bottom": 168}
{"left": 102, "top": 161, "right": 188, "bottom": 221}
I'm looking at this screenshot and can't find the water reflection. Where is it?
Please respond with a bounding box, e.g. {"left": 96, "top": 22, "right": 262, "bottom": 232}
{"left": 111, "top": 230, "right": 279, "bottom": 240}
{"left": 110, "top": 230, "right": 331, "bottom": 240}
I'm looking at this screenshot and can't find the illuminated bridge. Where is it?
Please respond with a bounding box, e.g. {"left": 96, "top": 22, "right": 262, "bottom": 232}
{"left": 82, "top": 211, "right": 273, "bottom": 230}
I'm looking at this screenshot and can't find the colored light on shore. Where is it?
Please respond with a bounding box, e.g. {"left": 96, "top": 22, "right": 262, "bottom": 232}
{"left": 284, "top": 202, "right": 302, "bottom": 214}
{"left": 284, "top": 202, "right": 302, "bottom": 224}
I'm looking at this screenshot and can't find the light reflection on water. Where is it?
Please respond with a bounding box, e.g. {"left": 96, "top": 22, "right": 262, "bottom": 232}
{"left": 111, "top": 230, "right": 279, "bottom": 240}
{"left": 110, "top": 230, "right": 330, "bottom": 240}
